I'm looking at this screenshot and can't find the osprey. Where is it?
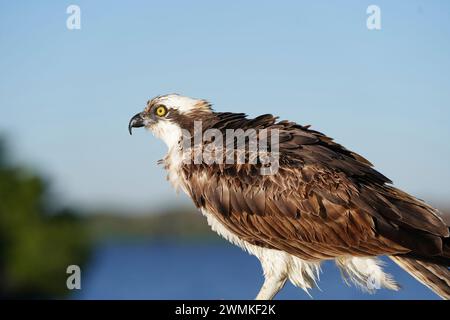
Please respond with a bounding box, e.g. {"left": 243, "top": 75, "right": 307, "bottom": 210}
{"left": 129, "top": 94, "right": 450, "bottom": 299}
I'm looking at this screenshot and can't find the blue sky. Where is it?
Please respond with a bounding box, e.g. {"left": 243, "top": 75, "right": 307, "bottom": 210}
{"left": 1, "top": 1, "right": 449, "bottom": 213}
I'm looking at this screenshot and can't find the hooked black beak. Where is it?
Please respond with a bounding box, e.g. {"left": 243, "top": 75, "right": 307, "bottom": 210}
{"left": 128, "top": 113, "right": 145, "bottom": 135}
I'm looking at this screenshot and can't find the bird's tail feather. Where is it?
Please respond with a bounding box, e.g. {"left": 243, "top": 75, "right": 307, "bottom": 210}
{"left": 390, "top": 256, "right": 450, "bottom": 299}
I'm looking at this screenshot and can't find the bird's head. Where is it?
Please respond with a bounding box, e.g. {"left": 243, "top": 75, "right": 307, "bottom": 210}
{"left": 128, "top": 94, "right": 212, "bottom": 148}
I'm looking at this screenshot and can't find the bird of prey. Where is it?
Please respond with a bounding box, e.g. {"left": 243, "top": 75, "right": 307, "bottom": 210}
{"left": 129, "top": 94, "right": 450, "bottom": 299}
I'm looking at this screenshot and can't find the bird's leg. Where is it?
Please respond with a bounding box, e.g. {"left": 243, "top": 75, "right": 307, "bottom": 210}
{"left": 254, "top": 250, "right": 290, "bottom": 300}
{"left": 255, "top": 273, "right": 287, "bottom": 300}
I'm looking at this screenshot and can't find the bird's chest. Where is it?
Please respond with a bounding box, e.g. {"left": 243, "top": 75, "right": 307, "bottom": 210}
{"left": 162, "top": 149, "right": 245, "bottom": 245}
{"left": 163, "top": 147, "right": 189, "bottom": 193}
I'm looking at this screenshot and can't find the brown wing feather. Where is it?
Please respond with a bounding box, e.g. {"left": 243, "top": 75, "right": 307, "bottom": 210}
{"left": 182, "top": 113, "right": 450, "bottom": 264}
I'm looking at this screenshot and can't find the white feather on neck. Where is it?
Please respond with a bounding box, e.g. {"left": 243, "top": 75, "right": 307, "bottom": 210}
{"left": 149, "top": 120, "right": 186, "bottom": 192}
{"left": 151, "top": 120, "right": 183, "bottom": 150}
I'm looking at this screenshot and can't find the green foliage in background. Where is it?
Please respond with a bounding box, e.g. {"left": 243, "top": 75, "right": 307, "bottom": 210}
{"left": 87, "top": 208, "right": 219, "bottom": 243}
{"left": 0, "top": 139, "right": 90, "bottom": 298}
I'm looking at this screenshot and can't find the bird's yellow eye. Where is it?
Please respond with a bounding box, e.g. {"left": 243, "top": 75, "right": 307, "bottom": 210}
{"left": 155, "top": 105, "right": 167, "bottom": 117}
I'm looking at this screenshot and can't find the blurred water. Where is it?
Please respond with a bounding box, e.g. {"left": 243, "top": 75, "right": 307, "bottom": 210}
{"left": 74, "top": 241, "right": 439, "bottom": 300}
